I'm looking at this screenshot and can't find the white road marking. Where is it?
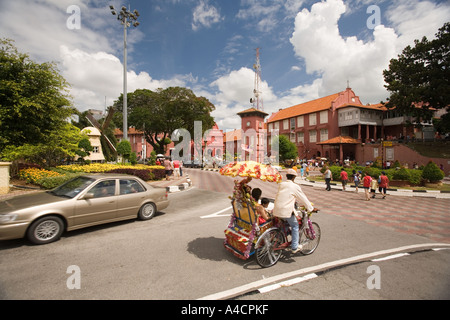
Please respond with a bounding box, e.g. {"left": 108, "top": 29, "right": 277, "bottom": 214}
{"left": 200, "top": 206, "right": 232, "bottom": 219}
{"left": 198, "top": 243, "right": 450, "bottom": 300}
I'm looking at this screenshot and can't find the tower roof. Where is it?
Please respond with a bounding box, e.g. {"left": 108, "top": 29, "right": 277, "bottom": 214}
{"left": 237, "top": 107, "right": 268, "bottom": 118}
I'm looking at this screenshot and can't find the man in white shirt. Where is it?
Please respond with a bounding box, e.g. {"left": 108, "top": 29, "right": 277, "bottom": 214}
{"left": 273, "top": 168, "right": 315, "bottom": 254}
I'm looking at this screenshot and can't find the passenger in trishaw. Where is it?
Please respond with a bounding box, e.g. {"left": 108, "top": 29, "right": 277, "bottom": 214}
{"left": 224, "top": 177, "right": 274, "bottom": 259}
{"left": 251, "top": 188, "right": 271, "bottom": 224}
{"left": 273, "top": 168, "right": 316, "bottom": 254}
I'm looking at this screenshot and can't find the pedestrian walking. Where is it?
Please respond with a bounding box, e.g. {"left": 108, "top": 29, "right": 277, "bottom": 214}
{"left": 378, "top": 171, "right": 389, "bottom": 199}
{"left": 324, "top": 166, "right": 332, "bottom": 191}
{"left": 362, "top": 172, "right": 372, "bottom": 201}
{"left": 352, "top": 170, "right": 361, "bottom": 193}
{"left": 340, "top": 168, "right": 348, "bottom": 191}
{"left": 164, "top": 157, "right": 173, "bottom": 180}
{"left": 370, "top": 176, "right": 378, "bottom": 198}
{"left": 173, "top": 159, "right": 180, "bottom": 178}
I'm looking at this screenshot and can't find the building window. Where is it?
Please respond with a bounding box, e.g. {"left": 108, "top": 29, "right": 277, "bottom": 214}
{"left": 290, "top": 118, "right": 295, "bottom": 130}
{"left": 274, "top": 121, "right": 279, "bottom": 130}
{"left": 297, "top": 132, "right": 304, "bottom": 144}
{"left": 269, "top": 122, "right": 273, "bottom": 131}
{"left": 320, "top": 111, "right": 328, "bottom": 124}
{"left": 283, "top": 119, "right": 289, "bottom": 130}
{"left": 297, "top": 116, "right": 304, "bottom": 128}
{"left": 345, "top": 111, "right": 353, "bottom": 120}
{"left": 290, "top": 132, "right": 296, "bottom": 143}
{"left": 309, "top": 130, "right": 317, "bottom": 143}
{"left": 309, "top": 113, "right": 317, "bottom": 126}
{"left": 93, "top": 146, "right": 99, "bottom": 153}
{"left": 320, "top": 129, "right": 328, "bottom": 142}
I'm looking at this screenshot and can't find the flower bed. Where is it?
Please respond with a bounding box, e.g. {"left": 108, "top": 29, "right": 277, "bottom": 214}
{"left": 18, "top": 164, "right": 167, "bottom": 190}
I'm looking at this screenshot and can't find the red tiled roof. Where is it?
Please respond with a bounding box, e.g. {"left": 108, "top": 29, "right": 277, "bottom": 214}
{"left": 317, "top": 135, "right": 360, "bottom": 145}
{"left": 268, "top": 93, "right": 340, "bottom": 122}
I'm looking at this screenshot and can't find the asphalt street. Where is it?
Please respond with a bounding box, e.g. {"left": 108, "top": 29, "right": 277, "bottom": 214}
{"left": 0, "top": 168, "right": 449, "bottom": 302}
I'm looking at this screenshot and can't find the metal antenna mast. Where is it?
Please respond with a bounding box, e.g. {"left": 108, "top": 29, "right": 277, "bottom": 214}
{"left": 250, "top": 48, "right": 263, "bottom": 111}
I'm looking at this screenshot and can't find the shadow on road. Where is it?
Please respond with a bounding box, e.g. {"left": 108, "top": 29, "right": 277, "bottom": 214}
{"left": 187, "top": 236, "right": 245, "bottom": 265}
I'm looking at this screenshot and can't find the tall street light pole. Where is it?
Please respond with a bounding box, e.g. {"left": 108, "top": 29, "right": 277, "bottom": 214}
{"left": 110, "top": 5, "right": 140, "bottom": 141}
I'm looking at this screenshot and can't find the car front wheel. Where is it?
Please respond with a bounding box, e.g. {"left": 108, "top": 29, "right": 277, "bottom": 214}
{"left": 27, "top": 216, "right": 64, "bottom": 245}
{"left": 138, "top": 202, "right": 157, "bottom": 220}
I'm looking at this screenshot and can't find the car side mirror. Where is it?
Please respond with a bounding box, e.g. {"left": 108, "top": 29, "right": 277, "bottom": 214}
{"left": 82, "top": 193, "right": 94, "bottom": 200}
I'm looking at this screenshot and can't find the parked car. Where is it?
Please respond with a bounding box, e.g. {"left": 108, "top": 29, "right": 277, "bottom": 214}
{"left": 0, "top": 174, "right": 169, "bottom": 245}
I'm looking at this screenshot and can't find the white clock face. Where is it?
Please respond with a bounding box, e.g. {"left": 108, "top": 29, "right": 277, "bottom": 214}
{"left": 247, "top": 121, "right": 251, "bottom": 126}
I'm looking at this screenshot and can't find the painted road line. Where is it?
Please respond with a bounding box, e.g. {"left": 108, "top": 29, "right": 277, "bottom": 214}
{"left": 372, "top": 253, "right": 410, "bottom": 262}
{"left": 198, "top": 243, "right": 450, "bottom": 300}
{"left": 200, "top": 206, "right": 232, "bottom": 219}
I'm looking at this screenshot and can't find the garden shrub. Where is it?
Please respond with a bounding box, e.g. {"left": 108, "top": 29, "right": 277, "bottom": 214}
{"left": 37, "top": 173, "right": 83, "bottom": 189}
{"left": 408, "top": 170, "right": 423, "bottom": 185}
{"left": 422, "top": 161, "right": 444, "bottom": 182}
{"left": 105, "top": 168, "right": 152, "bottom": 181}
{"left": 392, "top": 167, "right": 411, "bottom": 181}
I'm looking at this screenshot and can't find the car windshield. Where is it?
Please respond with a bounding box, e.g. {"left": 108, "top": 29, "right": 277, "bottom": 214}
{"left": 50, "top": 176, "right": 96, "bottom": 198}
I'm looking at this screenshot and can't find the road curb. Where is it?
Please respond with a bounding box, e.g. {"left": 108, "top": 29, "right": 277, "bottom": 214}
{"left": 301, "top": 179, "right": 450, "bottom": 198}
{"left": 165, "top": 175, "right": 192, "bottom": 193}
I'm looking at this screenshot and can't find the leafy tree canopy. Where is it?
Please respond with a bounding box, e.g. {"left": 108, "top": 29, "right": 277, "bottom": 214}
{"left": 114, "top": 87, "right": 215, "bottom": 154}
{"left": 383, "top": 23, "right": 450, "bottom": 120}
{"left": 0, "top": 38, "right": 76, "bottom": 152}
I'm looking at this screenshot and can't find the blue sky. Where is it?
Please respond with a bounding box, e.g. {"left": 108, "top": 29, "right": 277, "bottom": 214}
{"left": 0, "top": 0, "right": 449, "bottom": 130}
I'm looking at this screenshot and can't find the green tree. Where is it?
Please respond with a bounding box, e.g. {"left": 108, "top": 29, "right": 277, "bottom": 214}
{"left": 2, "top": 122, "right": 81, "bottom": 167}
{"left": 114, "top": 87, "right": 215, "bottom": 154}
{"left": 383, "top": 23, "right": 450, "bottom": 120}
{"left": 75, "top": 137, "right": 93, "bottom": 163}
{"left": 0, "top": 38, "right": 76, "bottom": 152}
{"left": 273, "top": 135, "right": 298, "bottom": 162}
{"left": 117, "top": 140, "right": 131, "bottom": 163}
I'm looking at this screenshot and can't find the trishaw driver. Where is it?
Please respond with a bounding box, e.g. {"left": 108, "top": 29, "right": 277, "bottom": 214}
{"left": 273, "top": 168, "right": 315, "bottom": 254}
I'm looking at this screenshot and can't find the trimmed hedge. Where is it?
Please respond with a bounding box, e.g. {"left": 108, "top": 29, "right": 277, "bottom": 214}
{"left": 322, "top": 165, "right": 427, "bottom": 186}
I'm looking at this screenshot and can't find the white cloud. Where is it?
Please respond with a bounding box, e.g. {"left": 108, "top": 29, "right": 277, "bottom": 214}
{"left": 209, "top": 67, "right": 279, "bottom": 130}
{"left": 192, "top": 0, "right": 223, "bottom": 31}
{"left": 386, "top": 0, "right": 450, "bottom": 48}
{"left": 60, "top": 46, "right": 189, "bottom": 111}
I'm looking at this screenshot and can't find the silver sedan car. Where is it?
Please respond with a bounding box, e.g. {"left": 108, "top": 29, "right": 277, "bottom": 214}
{"left": 0, "top": 174, "right": 169, "bottom": 244}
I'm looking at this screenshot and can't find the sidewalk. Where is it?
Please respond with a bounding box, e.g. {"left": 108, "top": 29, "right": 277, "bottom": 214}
{"left": 296, "top": 177, "right": 450, "bottom": 199}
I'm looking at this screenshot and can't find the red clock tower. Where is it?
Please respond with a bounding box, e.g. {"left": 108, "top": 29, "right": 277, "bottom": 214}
{"left": 237, "top": 108, "right": 268, "bottom": 162}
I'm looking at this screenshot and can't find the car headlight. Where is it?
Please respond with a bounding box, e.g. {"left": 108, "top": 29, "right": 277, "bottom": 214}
{"left": 0, "top": 214, "right": 18, "bottom": 223}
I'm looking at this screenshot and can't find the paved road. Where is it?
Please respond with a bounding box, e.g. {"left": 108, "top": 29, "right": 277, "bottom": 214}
{"left": 1, "top": 169, "right": 449, "bottom": 303}
{"left": 185, "top": 168, "right": 450, "bottom": 244}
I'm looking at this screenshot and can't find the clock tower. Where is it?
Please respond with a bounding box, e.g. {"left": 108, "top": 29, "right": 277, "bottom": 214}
{"left": 237, "top": 108, "right": 268, "bottom": 162}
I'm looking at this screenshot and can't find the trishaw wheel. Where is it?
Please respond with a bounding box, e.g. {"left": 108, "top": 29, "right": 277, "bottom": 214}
{"left": 300, "top": 222, "right": 321, "bottom": 255}
{"left": 255, "top": 229, "right": 284, "bottom": 268}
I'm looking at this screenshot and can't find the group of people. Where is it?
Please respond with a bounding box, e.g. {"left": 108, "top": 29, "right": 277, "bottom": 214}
{"left": 239, "top": 168, "right": 316, "bottom": 255}
{"left": 322, "top": 166, "right": 390, "bottom": 200}
{"left": 161, "top": 157, "right": 183, "bottom": 180}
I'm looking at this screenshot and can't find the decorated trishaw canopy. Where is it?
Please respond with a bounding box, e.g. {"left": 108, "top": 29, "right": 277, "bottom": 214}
{"left": 219, "top": 161, "right": 282, "bottom": 183}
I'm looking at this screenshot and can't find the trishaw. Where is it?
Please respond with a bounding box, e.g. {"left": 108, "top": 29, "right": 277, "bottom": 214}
{"left": 220, "top": 161, "right": 321, "bottom": 268}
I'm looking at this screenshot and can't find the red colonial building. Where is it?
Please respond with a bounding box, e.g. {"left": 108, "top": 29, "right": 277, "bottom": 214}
{"left": 266, "top": 87, "right": 446, "bottom": 170}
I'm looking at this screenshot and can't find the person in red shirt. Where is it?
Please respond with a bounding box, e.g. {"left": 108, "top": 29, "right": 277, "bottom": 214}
{"left": 378, "top": 171, "right": 389, "bottom": 199}
{"left": 340, "top": 168, "right": 348, "bottom": 191}
{"left": 362, "top": 173, "right": 372, "bottom": 201}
